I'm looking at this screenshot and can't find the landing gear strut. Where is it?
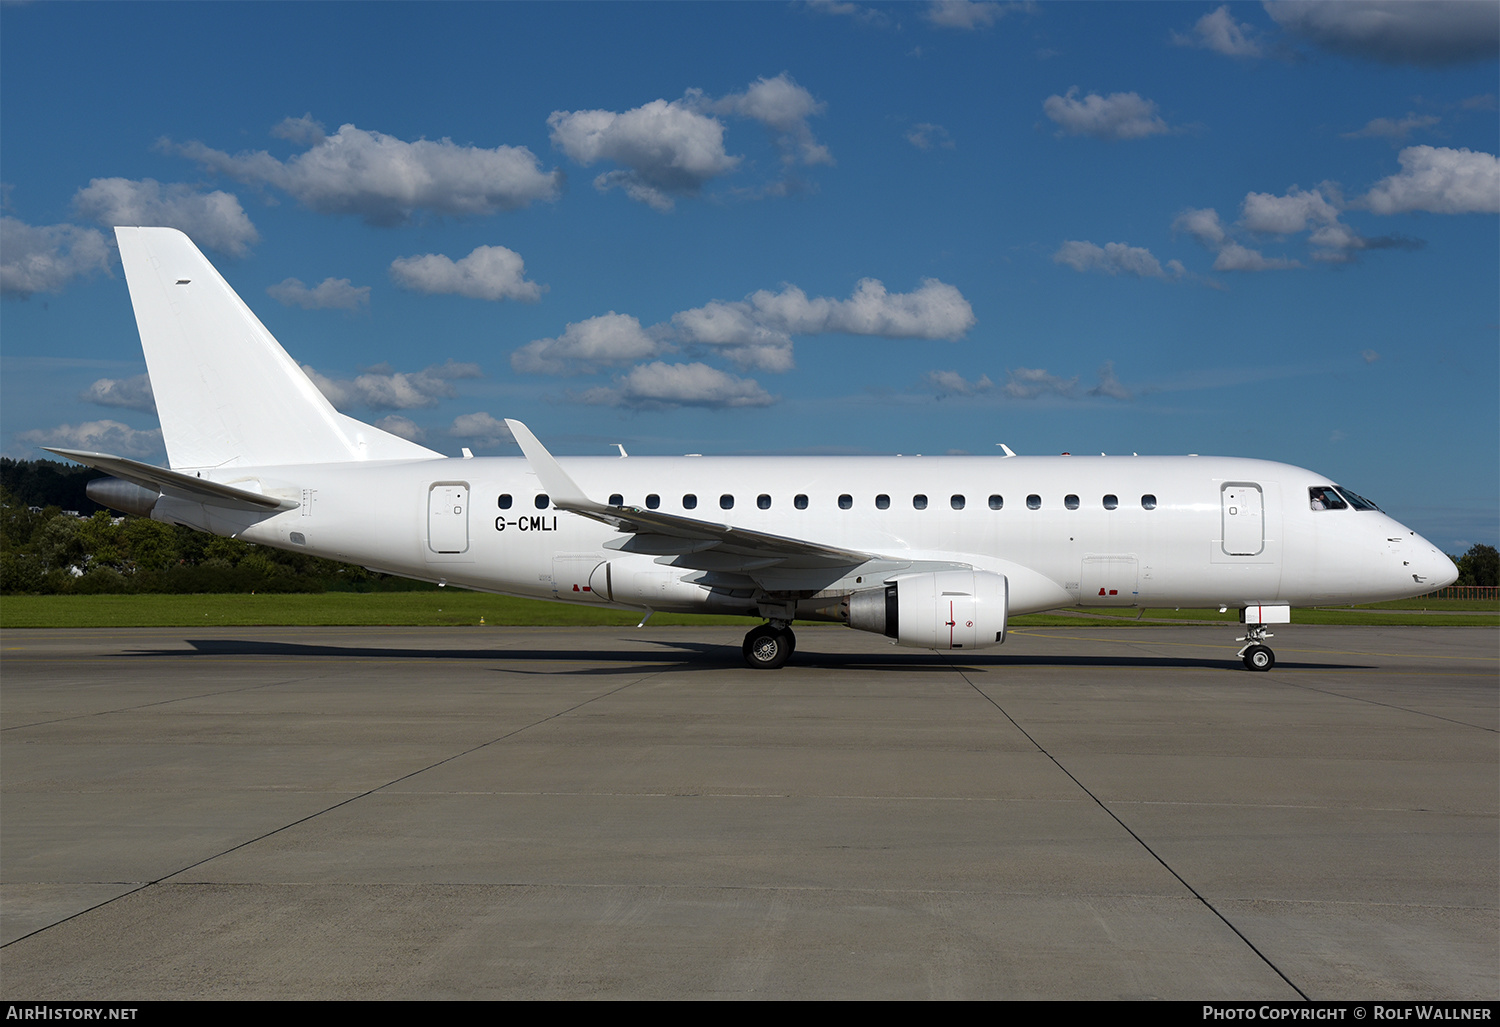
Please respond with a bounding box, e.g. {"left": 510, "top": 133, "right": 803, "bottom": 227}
{"left": 1237, "top": 624, "right": 1275, "bottom": 671}
{"left": 743, "top": 622, "right": 795, "bottom": 669}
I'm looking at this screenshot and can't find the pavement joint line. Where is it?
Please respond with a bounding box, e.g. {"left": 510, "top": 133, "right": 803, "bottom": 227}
{"left": 0, "top": 648, "right": 708, "bottom": 950}
{"left": 947, "top": 654, "right": 1312, "bottom": 1002}
{"left": 0, "top": 675, "right": 319, "bottom": 733}
{"left": 1270, "top": 678, "right": 1500, "bottom": 733}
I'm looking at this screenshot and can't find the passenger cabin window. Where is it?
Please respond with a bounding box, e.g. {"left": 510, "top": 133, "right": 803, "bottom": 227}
{"left": 876, "top": 494, "right": 890, "bottom": 510}
{"left": 609, "top": 493, "right": 623, "bottom": 507}
{"left": 1336, "top": 486, "right": 1380, "bottom": 511}
{"left": 913, "top": 494, "right": 928, "bottom": 510}
{"left": 498, "top": 494, "right": 512, "bottom": 509}
{"left": 720, "top": 494, "right": 734, "bottom": 510}
{"left": 1141, "top": 494, "right": 1157, "bottom": 510}
{"left": 1026, "top": 494, "right": 1041, "bottom": 510}
{"left": 758, "top": 494, "right": 771, "bottom": 510}
{"left": 683, "top": 494, "right": 697, "bottom": 510}
{"left": 646, "top": 494, "right": 660, "bottom": 510}
{"left": 535, "top": 494, "right": 550, "bottom": 510}
{"left": 950, "top": 495, "right": 965, "bottom": 510}
{"left": 1103, "top": 494, "right": 1118, "bottom": 510}
{"left": 838, "top": 494, "right": 853, "bottom": 510}
{"left": 1308, "top": 486, "right": 1347, "bottom": 511}
{"left": 795, "top": 494, "right": 808, "bottom": 510}
{"left": 1065, "top": 494, "right": 1080, "bottom": 510}
{"left": 988, "top": 495, "right": 1003, "bottom": 510}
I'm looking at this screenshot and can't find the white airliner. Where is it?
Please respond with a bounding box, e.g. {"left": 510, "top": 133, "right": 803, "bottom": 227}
{"left": 56, "top": 228, "right": 1457, "bottom": 670}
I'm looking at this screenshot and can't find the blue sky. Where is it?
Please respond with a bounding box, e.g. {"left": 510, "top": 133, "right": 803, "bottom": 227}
{"left": 2, "top": 1, "right": 1496, "bottom": 549}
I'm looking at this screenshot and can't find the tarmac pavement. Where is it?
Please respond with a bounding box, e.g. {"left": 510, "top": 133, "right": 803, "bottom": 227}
{"left": 1, "top": 623, "right": 1494, "bottom": 999}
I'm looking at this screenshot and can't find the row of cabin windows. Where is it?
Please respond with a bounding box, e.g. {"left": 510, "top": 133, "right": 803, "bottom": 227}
{"left": 499, "top": 492, "right": 1160, "bottom": 512}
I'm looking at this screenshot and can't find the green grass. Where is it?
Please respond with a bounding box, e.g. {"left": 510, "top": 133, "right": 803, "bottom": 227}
{"left": 1, "top": 592, "right": 1494, "bottom": 629}
{"left": 0, "top": 592, "right": 761, "bottom": 629}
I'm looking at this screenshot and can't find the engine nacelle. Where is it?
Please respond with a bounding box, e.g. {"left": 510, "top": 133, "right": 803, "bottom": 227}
{"left": 842, "top": 570, "right": 1008, "bottom": 650}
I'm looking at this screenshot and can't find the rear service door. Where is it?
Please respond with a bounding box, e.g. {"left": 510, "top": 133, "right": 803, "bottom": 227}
{"left": 428, "top": 483, "right": 470, "bottom": 554}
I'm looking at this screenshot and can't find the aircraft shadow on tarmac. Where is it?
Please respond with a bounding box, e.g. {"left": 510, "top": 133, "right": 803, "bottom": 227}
{"left": 122, "top": 637, "right": 1368, "bottom": 673}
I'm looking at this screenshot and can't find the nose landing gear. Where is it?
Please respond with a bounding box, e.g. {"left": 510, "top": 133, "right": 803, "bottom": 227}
{"left": 743, "top": 622, "right": 796, "bottom": 669}
{"left": 1237, "top": 624, "right": 1276, "bottom": 671}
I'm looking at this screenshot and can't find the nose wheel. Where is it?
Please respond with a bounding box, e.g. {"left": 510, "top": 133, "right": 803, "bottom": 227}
{"left": 1236, "top": 623, "right": 1275, "bottom": 671}
{"left": 1241, "top": 644, "right": 1275, "bottom": 671}
{"left": 743, "top": 623, "right": 795, "bottom": 669}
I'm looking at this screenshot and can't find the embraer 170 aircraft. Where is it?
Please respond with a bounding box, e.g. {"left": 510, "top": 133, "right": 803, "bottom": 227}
{"left": 57, "top": 228, "right": 1457, "bottom": 670}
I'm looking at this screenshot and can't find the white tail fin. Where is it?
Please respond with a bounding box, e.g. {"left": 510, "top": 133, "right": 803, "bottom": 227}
{"left": 115, "top": 227, "right": 439, "bottom": 469}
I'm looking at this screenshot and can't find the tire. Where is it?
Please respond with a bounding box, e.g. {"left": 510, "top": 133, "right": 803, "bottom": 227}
{"left": 743, "top": 624, "right": 791, "bottom": 669}
{"left": 1242, "top": 644, "right": 1274, "bottom": 672}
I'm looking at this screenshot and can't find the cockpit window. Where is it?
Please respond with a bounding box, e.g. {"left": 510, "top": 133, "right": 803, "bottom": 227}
{"left": 1335, "top": 486, "right": 1381, "bottom": 511}
{"left": 1308, "top": 486, "right": 1347, "bottom": 511}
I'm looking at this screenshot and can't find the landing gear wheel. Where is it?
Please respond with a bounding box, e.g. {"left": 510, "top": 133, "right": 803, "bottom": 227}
{"left": 743, "top": 624, "right": 792, "bottom": 669}
{"left": 1242, "top": 644, "right": 1274, "bottom": 672}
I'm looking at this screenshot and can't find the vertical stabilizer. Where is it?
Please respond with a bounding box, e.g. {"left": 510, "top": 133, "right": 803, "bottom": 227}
{"left": 115, "top": 227, "right": 439, "bottom": 469}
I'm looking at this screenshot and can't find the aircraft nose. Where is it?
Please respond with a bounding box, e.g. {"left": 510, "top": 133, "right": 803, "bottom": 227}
{"left": 1430, "top": 550, "right": 1459, "bottom": 590}
{"left": 1407, "top": 534, "right": 1457, "bottom": 590}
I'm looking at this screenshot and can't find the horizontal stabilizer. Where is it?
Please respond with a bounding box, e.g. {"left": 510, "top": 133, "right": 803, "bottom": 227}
{"left": 44, "top": 448, "right": 298, "bottom": 512}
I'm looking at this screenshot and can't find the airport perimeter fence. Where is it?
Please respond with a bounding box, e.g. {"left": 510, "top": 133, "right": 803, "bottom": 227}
{"left": 1421, "top": 586, "right": 1499, "bottom": 600}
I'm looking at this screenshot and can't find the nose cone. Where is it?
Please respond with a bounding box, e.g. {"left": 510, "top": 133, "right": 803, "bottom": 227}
{"left": 1430, "top": 549, "right": 1459, "bottom": 590}
{"left": 1411, "top": 533, "right": 1458, "bottom": 590}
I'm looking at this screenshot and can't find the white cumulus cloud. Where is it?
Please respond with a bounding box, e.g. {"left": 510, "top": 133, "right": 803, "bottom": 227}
{"left": 512, "top": 313, "right": 667, "bottom": 375}
{"left": 15, "top": 420, "right": 163, "bottom": 459}
{"left": 706, "top": 73, "right": 832, "bottom": 167}
{"left": 374, "top": 415, "right": 425, "bottom": 441}
{"left": 1054, "top": 240, "right": 1184, "bottom": 279}
{"left": 266, "top": 277, "right": 370, "bottom": 310}
{"left": 1212, "top": 242, "right": 1301, "bottom": 272}
{"left": 578, "top": 362, "right": 775, "bottom": 410}
{"left": 1342, "top": 113, "right": 1442, "bottom": 143}
{"left": 1172, "top": 207, "right": 1229, "bottom": 249}
{"left": 549, "top": 75, "right": 833, "bottom": 210}
{"left": 390, "top": 245, "right": 543, "bottom": 301}
{"left": 81, "top": 375, "right": 156, "bottom": 414}
{"left": 1171, "top": 5, "right": 1265, "bottom": 57}
{"left": 1265, "top": 0, "right": 1500, "bottom": 66}
{"left": 168, "top": 121, "right": 562, "bottom": 226}
{"left": 1043, "top": 88, "right": 1172, "bottom": 141}
{"left": 906, "top": 123, "right": 955, "bottom": 151}
{"left": 925, "top": 370, "right": 994, "bottom": 396}
{"left": 1240, "top": 185, "right": 1341, "bottom": 234}
{"left": 0, "top": 218, "right": 112, "bottom": 297}
{"left": 925, "top": 1, "right": 1011, "bottom": 30}
{"left": 302, "top": 360, "right": 482, "bottom": 411}
{"left": 1359, "top": 146, "right": 1500, "bottom": 215}
{"left": 449, "top": 412, "right": 513, "bottom": 447}
{"left": 549, "top": 99, "right": 738, "bottom": 211}
{"left": 72, "top": 178, "right": 258, "bottom": 257}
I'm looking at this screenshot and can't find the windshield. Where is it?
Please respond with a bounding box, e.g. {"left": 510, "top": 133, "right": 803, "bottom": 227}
{"left": 1334, "top": 486, "right": 1381, "bottom": 512}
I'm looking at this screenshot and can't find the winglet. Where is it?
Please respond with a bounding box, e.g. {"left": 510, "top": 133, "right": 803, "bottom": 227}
{"left": 505, "top": 419, "right": 593, "bottom": 508}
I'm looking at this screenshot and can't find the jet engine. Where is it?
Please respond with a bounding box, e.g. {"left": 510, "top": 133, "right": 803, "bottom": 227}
{"left": 841, "top": 569, "right": 1008, "bottom": 650}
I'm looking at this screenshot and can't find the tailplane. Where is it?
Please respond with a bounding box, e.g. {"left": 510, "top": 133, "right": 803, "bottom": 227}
{"left": 115, "top": 227, "right": 439, "bottom": 469}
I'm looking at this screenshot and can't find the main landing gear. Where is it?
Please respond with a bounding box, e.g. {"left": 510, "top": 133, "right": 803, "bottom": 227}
{"left": 743, "top": 622, "right": 796, "bottom": 669}
{"left": 1237, "top": 624, "right": 1275, "bottom": 672}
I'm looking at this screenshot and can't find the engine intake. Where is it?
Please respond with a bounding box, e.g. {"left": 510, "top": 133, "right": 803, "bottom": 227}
{"left": 842, "top": 570, "right": 1008, "bottom": 650}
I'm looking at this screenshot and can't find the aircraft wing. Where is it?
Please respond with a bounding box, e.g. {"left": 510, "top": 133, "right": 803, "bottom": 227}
{"left": 505, "top": 420, "right": 873, "bottom": 572}
{"left": 43, "top": 449, "right": 299, "bottom": 512}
